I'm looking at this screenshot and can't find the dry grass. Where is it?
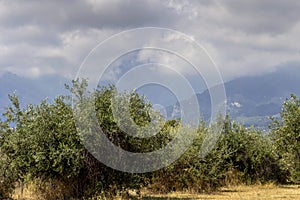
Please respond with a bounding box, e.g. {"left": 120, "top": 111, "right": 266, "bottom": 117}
{"left": 141, "top": 184, "right": 300, "bottom": 200}
{"left": 13, "top": 184, "right": 38, "bottom": 200}
{"left": 13, "top": 184, "right": 300, "bottom": 200}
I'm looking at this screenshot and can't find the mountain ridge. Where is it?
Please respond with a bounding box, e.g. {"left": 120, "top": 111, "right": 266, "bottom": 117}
{"left": 1, "top": 65, "right": 299, "bottom": 129}
{"left": 170, "top": 65, "right": 300, "bottom": 128}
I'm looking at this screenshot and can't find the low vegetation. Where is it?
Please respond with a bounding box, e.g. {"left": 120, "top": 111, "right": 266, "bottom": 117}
{"left": 0, "top": 79, "right": 299, "bottom": 199}
{"left": 141, "top": 184, "right": 300, "bottom": 199}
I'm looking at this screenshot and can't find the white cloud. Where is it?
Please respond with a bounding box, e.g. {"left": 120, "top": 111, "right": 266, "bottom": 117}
{"left": 0, "top": 0, "right": 299, "bottom": 82}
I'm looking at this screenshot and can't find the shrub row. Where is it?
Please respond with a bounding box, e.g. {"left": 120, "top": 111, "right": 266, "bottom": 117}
{"left": 0, "top": 80, "right": 299, "bottom": 199}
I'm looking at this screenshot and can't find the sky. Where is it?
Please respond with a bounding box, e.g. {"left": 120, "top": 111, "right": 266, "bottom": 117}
{"left": 1, "top": 0, "right": 300, "bottom": 83}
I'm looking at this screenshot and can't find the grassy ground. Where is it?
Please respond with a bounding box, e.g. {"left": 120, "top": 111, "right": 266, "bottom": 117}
{"left": 141, "top": 184, "right": 300, "bottom": 200}
{"left": 13, "top": 184, "right": 300, "bottom": 200}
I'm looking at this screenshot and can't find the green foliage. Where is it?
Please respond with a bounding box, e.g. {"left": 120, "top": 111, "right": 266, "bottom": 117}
{"left": 218, "top": 123, "right": 281, "bottom": 183}
{"left": 0, "top": 93, "right": 85, "bottom": 198}
{"left": 271, "top": 94, "right": 300, "bottom": 183}
{"left": 148, "top": 115, "right": 281, "bottom": 193}
{"left": 66, "top": 80, "right": 158, "bottom": 196}
{"left": 93, "top": 85, "right": 172, "bottom": 153}
{"left": 0, "top": 119, "right": 17, "bottom": 199}
{"left": 1, "top": 80, "right": 299, "bottom": 199}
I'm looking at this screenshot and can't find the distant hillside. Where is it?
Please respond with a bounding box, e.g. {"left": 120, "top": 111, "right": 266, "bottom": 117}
{"left": 171, "top": 65, "right": 300, "bottom": 129}
{"left": 1, "top": 65, "right": 299, "bottom": 129}
{"left": 225, "top": 66, "right": 300, "bottom": 127}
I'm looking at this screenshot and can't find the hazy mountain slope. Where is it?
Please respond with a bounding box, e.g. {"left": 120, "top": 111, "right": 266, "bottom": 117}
{"left": 195, "top": 66, "right": 300, "bottom": 128}
{"left": 166, "top": 66, "right": 300, "bottom": 128}
{"left": 1, "top": 65, "right": 299, "bottom": 129}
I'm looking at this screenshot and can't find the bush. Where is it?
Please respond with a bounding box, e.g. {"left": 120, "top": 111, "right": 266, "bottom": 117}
{"left": 0, "top": 80, "right": 154, "bottom": 199}
{"left": 148, "top": 115, "right": 282, "bottom": 193}
{"left": 1, "top": 80, "right": 296, "bottom": 199}
{"left": 271, "top": 94, "right": 300, "bottom": 183}
{"left": 0, "top": 115, "right": 17, "bottom": 199}
{"left": 0, "top": 152, "right": 16, "bottom": 199}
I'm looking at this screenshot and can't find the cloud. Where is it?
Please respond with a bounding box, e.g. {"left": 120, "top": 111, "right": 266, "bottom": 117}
{"left": 0, "top": 0, "right": 178, "bottom": 30}
{"left": 174, "top": 0, "right": 300, "bottom": 79}
{"left": 219, "top": 0, "right": 300, "bottom": 34}
{"left": 0, "top": 0, "right": 299, "bottom": 83}
{"left": 0, "top": 0, "right": 181, "bottom": 79}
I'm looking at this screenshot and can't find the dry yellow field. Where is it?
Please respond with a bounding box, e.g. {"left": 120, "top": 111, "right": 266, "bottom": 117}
{"left": 142, "top": 184, "right": 300, "bottom": 200}
{"left": 13, "top": 184, "right": 300, "bottom": 200}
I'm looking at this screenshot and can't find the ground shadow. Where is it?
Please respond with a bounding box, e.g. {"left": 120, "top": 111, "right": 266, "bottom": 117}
{"left": 142, "top": 197, "right": 194, "bottom": 200}
{"left": 220, "top": 189, "right": 238, "bottom": 193}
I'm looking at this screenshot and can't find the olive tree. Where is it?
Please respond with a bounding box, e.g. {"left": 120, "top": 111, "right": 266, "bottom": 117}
{"left": 271, "top": 94, "right": 300, "bottom": 183}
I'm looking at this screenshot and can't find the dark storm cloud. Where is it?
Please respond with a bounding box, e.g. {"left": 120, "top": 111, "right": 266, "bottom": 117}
{"left": 0, "top": 0, "right": 177, "bottom": 31}
{"left": 0, "top": 0, "right": 181, "bottom": 77}
{"left": 0, "top": 0, "right": 299, "bottom": 80}
{"left": 219, "top": 0, "right": 300, "bottom": 34}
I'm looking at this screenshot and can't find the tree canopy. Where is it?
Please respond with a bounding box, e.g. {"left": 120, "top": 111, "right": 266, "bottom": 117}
{"left": 0, "top": 80, "right": 299, "bottom": 199}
